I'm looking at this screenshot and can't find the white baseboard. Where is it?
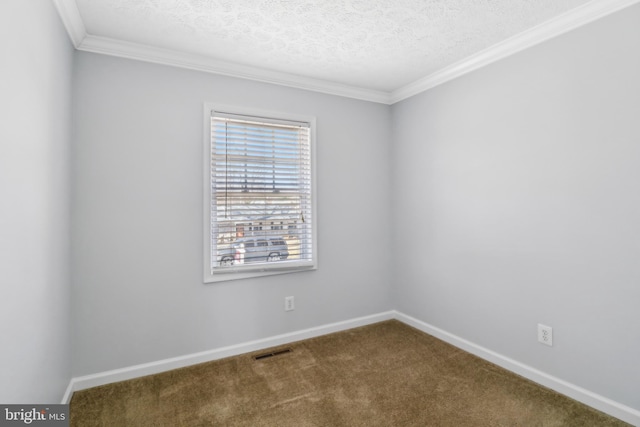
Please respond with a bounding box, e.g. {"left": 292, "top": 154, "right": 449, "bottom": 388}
{"left": 63, "top": 309, "right": 640, "bottom": 426}
{"left": 64, "top": 311, "right": 395, "bottom": 400}
{"left": 61, "top": 380, "right": 74, "bottom": 404}
{"left": 394, "top": 311, "right": 640, "bottom": 426}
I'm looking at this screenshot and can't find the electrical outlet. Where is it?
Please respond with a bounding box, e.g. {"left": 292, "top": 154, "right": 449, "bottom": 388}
{"left": 284, "top": 296, "right": 295, "bottom": 312}
{"left": 538, "top": 324, "right": 553, "bottom": 346}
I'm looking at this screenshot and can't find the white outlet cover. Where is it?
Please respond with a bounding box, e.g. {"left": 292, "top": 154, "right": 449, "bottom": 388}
{"left": 538, "top": 324, "right": 553, "bottom": 347}
{"left": 284, "top": 296, "right": 295, "bottom": 312}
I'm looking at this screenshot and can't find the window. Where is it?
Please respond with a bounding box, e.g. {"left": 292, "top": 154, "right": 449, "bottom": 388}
{"left": 204, "top": 104, "right": 317, "bottom": 282}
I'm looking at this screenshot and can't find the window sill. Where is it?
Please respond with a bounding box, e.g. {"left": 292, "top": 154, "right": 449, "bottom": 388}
{"left": 204, "top": 263, "right": 317, "bottom": 283}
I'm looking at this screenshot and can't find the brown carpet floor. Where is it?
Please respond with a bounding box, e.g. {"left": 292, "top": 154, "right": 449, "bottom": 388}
{"left": 70, "top": 320, "right": 630, "bottom": 426}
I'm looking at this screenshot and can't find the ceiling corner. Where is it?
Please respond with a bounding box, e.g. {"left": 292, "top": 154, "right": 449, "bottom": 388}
{"left": 52, "top": 0, "right": 86, "bottom": 48}
{"left": 390, "top": 0, "right": 640, "bottom": 104}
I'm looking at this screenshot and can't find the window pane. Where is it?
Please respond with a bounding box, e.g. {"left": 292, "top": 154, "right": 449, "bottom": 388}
{"left": 209, "top": 113, "right": 314, "bottom": 274}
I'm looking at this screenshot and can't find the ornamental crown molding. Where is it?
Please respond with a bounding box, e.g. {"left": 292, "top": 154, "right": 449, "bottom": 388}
{"left": 54, "top": 0, "right": 640, "bottom": 105}
{"left": 390, "top": 0, "right": 640, "bottom": 103}
{"left": 78, "top": 34, "right": 393, "bottom": 104}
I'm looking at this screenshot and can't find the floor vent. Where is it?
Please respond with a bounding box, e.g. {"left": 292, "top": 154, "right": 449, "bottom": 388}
{"left": 253, "top": 348, "right": 293, "bottom": 360}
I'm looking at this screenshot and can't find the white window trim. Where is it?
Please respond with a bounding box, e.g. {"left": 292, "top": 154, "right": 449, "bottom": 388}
{"left": 203, "top": 103, "right": 317, "bottom": 283}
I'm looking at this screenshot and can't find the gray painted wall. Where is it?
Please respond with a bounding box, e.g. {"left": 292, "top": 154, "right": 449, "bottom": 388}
{"left": 71, "top": 53, "right": 392, "bottom": 376}
{"left": 391, "top": 4, "right": 640, "bottom": 411}
{"left": 0, "top": 0, "right": 73, "bottom": 403}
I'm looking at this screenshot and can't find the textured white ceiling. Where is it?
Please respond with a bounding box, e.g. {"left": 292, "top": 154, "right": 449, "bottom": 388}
{"left": 74, "top": 0, "right": 593, "bottom": 92}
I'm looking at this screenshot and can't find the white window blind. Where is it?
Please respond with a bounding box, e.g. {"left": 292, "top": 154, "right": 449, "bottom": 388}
{"left": 207, "top": 109, "right": 315, "bottom": 278}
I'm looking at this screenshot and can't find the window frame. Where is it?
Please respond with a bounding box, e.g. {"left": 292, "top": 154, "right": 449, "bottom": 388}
{"left": 203, "top": 103, "right": 317, "bottom": 283}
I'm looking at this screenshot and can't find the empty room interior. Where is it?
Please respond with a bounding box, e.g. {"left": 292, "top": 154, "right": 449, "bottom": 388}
{"left": 1, "top": 0, "right": 639, "bottom": 425}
